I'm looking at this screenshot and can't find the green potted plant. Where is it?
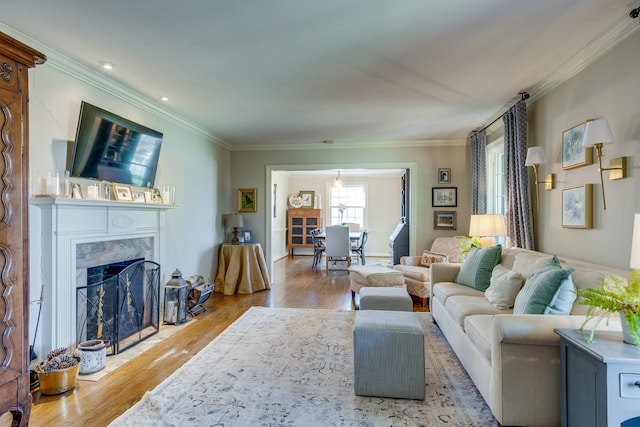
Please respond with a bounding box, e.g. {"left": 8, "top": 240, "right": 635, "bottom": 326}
{"left": 575, "top": 270, "right": 640, "bottom": 348}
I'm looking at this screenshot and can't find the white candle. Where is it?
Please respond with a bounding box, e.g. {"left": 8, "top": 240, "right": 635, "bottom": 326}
{"left": 87, "top": 184, "right": 98, "bottom": 199}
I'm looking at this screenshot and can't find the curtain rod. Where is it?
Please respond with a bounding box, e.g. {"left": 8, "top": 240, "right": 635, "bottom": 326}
{"left": 474, "top": 92, "right": 529, "bottom": 134}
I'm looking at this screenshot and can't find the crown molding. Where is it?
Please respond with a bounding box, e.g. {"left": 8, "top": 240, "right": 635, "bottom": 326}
{"left": 0, "top": 22, "right": 232, "bottom": 151}
{"left": 231, "top": 138, "right": 467, "bottom": 152}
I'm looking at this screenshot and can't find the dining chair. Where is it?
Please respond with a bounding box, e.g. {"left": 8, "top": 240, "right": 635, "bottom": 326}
{"left": 309, "top": 228, "right": 325, "bottom": 269}
{"left": 344, "top": 222, "right": 361, "bottom": 233}
{"left": 325, "top": 225, "right": 351, "bottom": 272}
{"left": 351, "top": 229, "right": 369, "bottom": 265}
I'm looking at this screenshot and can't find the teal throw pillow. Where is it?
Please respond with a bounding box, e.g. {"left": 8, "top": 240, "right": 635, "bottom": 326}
{"left": 454, "top": 245, "right": 502, "bottom": 291}
{"left": 513, "top": 260, "right": 575, "bottom": 314}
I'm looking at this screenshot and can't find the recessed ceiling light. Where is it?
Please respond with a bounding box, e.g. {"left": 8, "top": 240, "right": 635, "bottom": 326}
{"left": 99, "top": 61, "right": 114, "bottom": 70}
{"left": 160, "top": 96, "right": 169, "bottom": 102}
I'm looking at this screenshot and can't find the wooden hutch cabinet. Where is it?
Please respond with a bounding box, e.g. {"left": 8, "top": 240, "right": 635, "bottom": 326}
{"left": 287, "top": 209, "right": 322, "bottom": 255}
{"left": 0, "top": 33, "right": 46, "bottom": 425}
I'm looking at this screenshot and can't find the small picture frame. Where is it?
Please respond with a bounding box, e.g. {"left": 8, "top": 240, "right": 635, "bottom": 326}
{"left": 71, "top": 182, "right": 82, "bottom": 199}
{"left": 113, "top": 184, "right": 133, "bottom": 201}
{"left": 438, "top": 168, "right": 451, "bottom": 184}
{"left": 151, "top": 188, "right": 163, "bottom": 203}
{"left": 238, "top": 188, "right": 257, "bottom": 212}
{"left": 132, "top": 190, "right": 146, "bottom": 203}
{"left": 433, "top": 211, "right": 456, "bottom": 230}
{"left": 243, "top": 230, "right": 253, "bottom": 243}
{"left": 562, "top": 184, "right": 593, "bottom": 229}
{"left": 299, "top": 190, "right": 315, "bottom": 208}
{"left": 562, "top": 121, "right": 593, "bottom": 170}
{"left": 432, "top": 187, "right": 457, "bottom": 207}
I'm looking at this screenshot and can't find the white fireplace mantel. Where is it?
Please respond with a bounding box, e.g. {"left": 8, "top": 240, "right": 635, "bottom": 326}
{"left": 31, "top": 197, "right": 175, "bottom": 351}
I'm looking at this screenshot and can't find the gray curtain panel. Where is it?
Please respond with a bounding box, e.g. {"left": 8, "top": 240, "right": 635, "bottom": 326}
{"left": 470, "top": 131, "right": 487, "bottom": 215}
{"left": 503, "top": 100, "right": 534, "bottom": 250}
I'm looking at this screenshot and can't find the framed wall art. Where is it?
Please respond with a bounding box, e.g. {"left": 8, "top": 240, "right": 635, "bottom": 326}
{"left": 562, "top": 121, "right": 593, "bottom": 170}
{"left": 432, "top": 187, "right": 457, "bottom": 207}
{"left": 238, "top": 188, "right": 257, "bottom": 212}
{"left": 562, "top": 184, "right": 593, "bottom": 229}
{"left": 299, "top": 190, "right": 315, "bottom": 208}
{"left": 438, "top": 168, "right": 451, "bottom": 184}
{"left": 433, "top": 211, "right": 456, "bottom": 230}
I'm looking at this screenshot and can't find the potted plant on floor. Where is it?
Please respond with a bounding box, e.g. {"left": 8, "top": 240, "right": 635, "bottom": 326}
{"left": 35, "top": 347, "right": 81, "bottom": 394}
{"left": 575, "top": 270, "right": 640, "bottom": 348}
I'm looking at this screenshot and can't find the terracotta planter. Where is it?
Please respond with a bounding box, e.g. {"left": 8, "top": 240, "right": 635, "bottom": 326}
{"left": 37, "top": 357, "right": 81, "bottom": 395}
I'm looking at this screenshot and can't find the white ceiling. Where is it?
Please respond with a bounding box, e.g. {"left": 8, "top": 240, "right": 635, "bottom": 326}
{"left": 1, "top": 1, "right": 638, "bottom": 147}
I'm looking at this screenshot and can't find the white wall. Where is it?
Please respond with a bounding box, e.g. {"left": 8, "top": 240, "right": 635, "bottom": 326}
{"left": 529, "top": 30, "right": 640, "bottom": 269}
{"left": 11, "top": 29, "right": 232, "bottom": 352}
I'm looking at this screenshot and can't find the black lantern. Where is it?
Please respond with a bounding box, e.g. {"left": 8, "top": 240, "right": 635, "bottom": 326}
{"left": 163, "top": 268, "right": 189, "bottom": 324}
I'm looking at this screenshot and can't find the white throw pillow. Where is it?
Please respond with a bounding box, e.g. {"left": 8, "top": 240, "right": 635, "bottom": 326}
{"left": 485, "top": 264, "right": 523, "bottom": 310}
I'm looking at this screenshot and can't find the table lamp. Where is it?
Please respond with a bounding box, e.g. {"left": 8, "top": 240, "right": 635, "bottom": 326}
{"left": 469, "top": 214, "right": 507, "bottom": 248}
{"left": 630, "top": 213, "right": 640, "bottom": 270}
{"left": 227, "top": 213, "right": 244, "bottom": 244}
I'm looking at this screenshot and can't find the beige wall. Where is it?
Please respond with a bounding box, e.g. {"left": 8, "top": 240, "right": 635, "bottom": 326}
{"left": 529, "top": 30, "right": 640, "bottom": 269}
{"left": 230, "top": 143, "right": 470, "bottom": 270}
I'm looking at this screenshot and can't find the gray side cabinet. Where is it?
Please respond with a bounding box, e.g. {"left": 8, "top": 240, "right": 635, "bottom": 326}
{"left": 555, "top": 329, "right": 640, "bottom": 427}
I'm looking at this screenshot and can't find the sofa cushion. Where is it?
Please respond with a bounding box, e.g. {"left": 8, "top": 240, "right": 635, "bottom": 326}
{"left": 432, "top": 282, "right": 484, "bottom": 307}
{"left": 485, "top": 264, "right": 523, "bottom": 309}
{"left": 454, "top": 245, "right": 502, "bottom": 291}
{"left": 512, "top": 253, "right": 559, "bottom": 279}
{"left": 393, "top": 264, "right": 431, "bottom": 283}
{"left": 420, "top": 250, "right": 448, "bottom": 267}
{"left": 513, "top": 260, "right": 575, "bottom": 314}
{"left": 569, "top": 270, "right": 605, "bottom": 315}
{"left": 445, "top": 294, "right": 506, "bottom": 329}
{"left": 464, "top": 315, "right": 494, "bottom": 363}
{"left": 545, "top": 275, "right": 577, "bottom": 315}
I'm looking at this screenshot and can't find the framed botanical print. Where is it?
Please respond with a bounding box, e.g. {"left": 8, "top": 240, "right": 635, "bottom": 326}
{"left": 562, "top": 122, "right": 593, "bottom": 169}
{"left": 238, "top": 188, "right": 257, "bottom": 212}
{"left": 299, "top": 190, "right": 315, "bottom": 208}
{"left": 562, "top": 184, "right": 593, "bottom": 229}
{"left": 432, "top": 187, "right": 457, "bottom": 207}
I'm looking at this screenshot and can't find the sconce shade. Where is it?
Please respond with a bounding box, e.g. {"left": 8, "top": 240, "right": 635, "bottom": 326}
{"left": 582, "top": 119, "right": 614, "bottom": 147}
{"left": 525, "top": 147, "right": 547, "bottom": 166}
{"left": 334, "top": 170, "right": 344, "bottom": 187}
{"left": 226, "top": 213, "right": 244, "bottom": 228}
{"left": 631, "top": 214, "right": 640, "bottom": 269}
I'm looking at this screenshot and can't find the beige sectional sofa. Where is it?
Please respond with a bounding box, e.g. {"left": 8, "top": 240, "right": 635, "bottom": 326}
{"left": 430, "top": 245, "right": 628, "bottom": 427}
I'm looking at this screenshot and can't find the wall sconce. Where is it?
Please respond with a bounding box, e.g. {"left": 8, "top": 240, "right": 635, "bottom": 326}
{"left": 469, "top": 214, "right": 507, "bottom": 248}
{"left": 525, "top": 147, "right": 555, "bottom": 211}
{"left": 581, "top": 118, "right": 627, "bottom": 210}
{"left": 226, "top": 213, "right": 244, "bottom": 244}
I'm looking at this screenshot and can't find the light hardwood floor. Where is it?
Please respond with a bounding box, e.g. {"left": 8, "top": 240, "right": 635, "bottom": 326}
{"left": 25, "top": 255, "right": 420, "bottom": 426}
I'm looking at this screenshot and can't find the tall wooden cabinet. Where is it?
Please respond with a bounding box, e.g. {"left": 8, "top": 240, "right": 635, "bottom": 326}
{"left": 287, "top": 209, "right": 322, "bottom": 255}
{"left": 0, "top": 33, "right": 46, "bottom": 426}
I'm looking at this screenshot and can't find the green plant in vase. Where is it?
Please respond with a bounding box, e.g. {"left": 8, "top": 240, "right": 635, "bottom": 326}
{"left": 575, "top": 270, "right": 640, "bottom": 348}
{"left": 455, "top": 236, "right": 482, "bottom": 262}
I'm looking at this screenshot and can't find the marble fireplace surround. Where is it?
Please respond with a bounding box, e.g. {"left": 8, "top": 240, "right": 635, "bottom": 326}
{"left": 31, "top": 198, "right": 173, "bottom": 352}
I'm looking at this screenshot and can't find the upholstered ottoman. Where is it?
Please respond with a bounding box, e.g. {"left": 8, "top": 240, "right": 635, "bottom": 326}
{"left": 359, "top": 287, "right": 413, "bottom": 311}
{"left": 353, "top": 310, "right": 425, "bottom": 400}
{"left": 349, "top": 265, "right": 405, "bottom": 297}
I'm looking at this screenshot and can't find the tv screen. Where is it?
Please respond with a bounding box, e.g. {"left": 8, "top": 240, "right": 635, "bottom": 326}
{"left": 70, "top": 102, "right": 163, "bottom": 187}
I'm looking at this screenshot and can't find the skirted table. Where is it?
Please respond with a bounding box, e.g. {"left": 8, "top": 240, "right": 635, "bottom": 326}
{"left": 214, "top": 243, "right": 271, "bottom": 295}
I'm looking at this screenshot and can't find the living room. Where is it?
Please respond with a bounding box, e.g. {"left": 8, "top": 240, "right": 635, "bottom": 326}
{"left": 1, "top": 2, "right": 640, "bottom": 426}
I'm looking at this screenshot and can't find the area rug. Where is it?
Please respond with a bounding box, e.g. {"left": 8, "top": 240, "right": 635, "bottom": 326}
{"left": 109, "top": 307, "right": 497, "bottom": 426}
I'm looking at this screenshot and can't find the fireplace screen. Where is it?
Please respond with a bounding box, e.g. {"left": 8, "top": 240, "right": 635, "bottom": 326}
{"left": 76, "top": 260, "right": 161, "bottom": 355}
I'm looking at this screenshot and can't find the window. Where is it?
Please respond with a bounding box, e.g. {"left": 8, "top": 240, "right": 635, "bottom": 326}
{"left": 328, "top": 185, "right": 366, "bottom": 227}
{"left": 486, "top": 137, "right": 505, "bottom": 215}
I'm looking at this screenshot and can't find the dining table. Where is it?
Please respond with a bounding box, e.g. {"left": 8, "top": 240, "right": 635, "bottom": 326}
{"left": 316, "top": 231, "right": 362, "bottom": 242}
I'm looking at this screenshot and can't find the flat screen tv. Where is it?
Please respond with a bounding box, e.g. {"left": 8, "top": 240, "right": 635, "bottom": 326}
{"left": 70, "top": 102, "right": 163, "bottom": 187}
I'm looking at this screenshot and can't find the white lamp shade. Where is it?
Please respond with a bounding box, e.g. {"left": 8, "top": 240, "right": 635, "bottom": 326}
{"left": 525, "top": 147, "right": 547, "bottom": 166}
{"left": 582, "top": 119, "right": 614, "bottom": 148}
{"left": 630, "top": 214, "right": 640, "bottom": 269}
{"left": 226, "top": 213, "right": 244, "bottom": 228}
{"left": 469, "top": 214, "right": 507, "bottom": 237}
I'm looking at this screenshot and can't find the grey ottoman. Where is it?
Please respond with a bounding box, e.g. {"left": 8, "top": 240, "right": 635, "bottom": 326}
{"left": 359, "top": 287, "right": 413, "bottom": 311}
{"left": 353, "top": 310, "right": 425, "bottom": 400}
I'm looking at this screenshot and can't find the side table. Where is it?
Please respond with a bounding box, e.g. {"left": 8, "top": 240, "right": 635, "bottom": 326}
{"left": 214, "top": 243, "right": 271, "bottom": 295}
{"left": 555, "top": 328, "right": 640, "bottom": 427}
